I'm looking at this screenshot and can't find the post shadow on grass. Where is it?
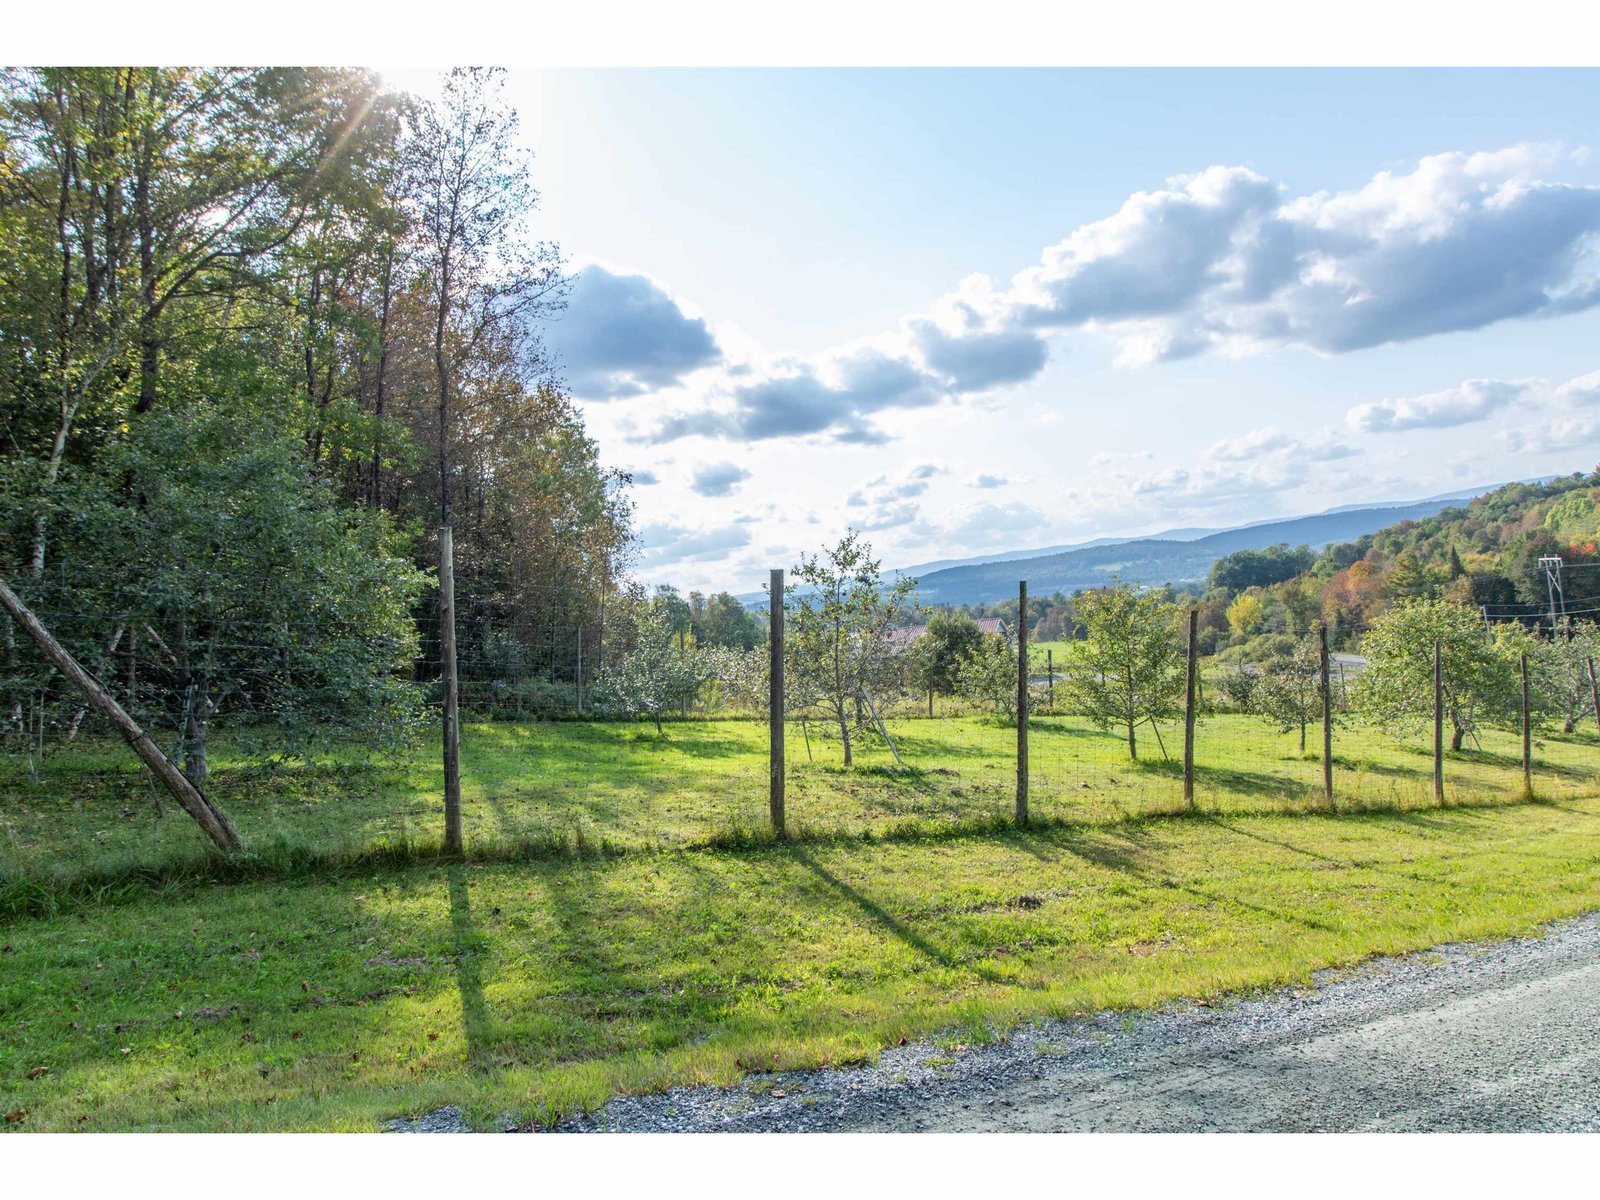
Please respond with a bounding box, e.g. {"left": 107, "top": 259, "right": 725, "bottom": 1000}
{"left": 789, "top": 847, "right": 1004, "bottom": 984}
{"left": 1012, "top": 825, "right": 1151, "bottom": 873}
{"left": 445, "top": 863, "right": 493, "bottom": 1067}
{"left": 1137, "top": 758, "right": 1323, "bottom": 804}
{"left": 1203, "top": 811, "right": 1481, "bottom": 890}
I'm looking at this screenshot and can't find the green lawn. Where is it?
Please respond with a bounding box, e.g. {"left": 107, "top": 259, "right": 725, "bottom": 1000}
{"left": 4, "top": 711, "right": 1595, "bottom": 1131}
{"left": 4, "top": 714, "right": 1595, "bottom": 889}
{"left": 3, "top": 799, "right": 1598, "bottom": 1131}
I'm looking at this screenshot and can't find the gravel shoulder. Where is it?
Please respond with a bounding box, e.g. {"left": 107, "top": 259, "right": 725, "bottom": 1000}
{"left": 391, "top": 910, "right": 1600, "bottom": 1133}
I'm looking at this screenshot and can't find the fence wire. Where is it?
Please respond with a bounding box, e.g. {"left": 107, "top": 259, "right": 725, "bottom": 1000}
{"left": 4, "top": 602, "right": 1598, "bottom": 888}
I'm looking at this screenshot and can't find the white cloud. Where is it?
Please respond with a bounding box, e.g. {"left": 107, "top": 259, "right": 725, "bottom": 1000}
{"left": 551, "top": 264, "right": 721, "bottom": 399}
{"left": 617, "top": 144, "right": 1600, "bottom": 447}
{"left": 1551, "top": 369, "right": 1600, "bottom": 408}
{"left": 636, "top": 521, "right": 752, "bottom": 567}
{"left": 1348, "top": 379, "right": 1530, "bottom": 434}
{"left": 688, "top": 461, "right": 752, "bottom": 498}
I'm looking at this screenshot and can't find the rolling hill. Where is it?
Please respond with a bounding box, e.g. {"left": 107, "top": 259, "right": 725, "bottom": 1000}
{"left": 906, "top": 492, "right": 1500, "bottom": 607}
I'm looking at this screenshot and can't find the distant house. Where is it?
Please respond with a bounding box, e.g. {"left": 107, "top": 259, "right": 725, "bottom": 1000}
{"left": 884, "top": 616, "right": 1008, "bottom": 650}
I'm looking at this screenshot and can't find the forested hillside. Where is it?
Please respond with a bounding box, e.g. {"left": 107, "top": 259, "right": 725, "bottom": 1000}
{"left": 909, "top": 496, "right": 1490, "bottom": 606}
{"left": 956, "top": 471, "right": 1600, "bottom": 654}
{"left": 0, "top": 68, "right": 634, "bottom": 768}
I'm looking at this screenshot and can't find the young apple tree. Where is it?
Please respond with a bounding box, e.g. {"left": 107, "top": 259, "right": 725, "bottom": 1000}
{"left": 787, "top": 531, "right": 916, "bottom": 766}
{"left": 1063, "top": 583, "right": 1185, "bottom": 760}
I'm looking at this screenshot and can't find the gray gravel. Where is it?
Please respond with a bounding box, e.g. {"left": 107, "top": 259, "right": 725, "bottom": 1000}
{"left": 389, "top": 910, "right": 1600, "bottom": 1133}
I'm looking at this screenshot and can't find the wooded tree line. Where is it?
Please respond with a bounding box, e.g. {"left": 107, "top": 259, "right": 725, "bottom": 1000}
{"left": 0, "top": 68, "right": 632, "bottom": 776}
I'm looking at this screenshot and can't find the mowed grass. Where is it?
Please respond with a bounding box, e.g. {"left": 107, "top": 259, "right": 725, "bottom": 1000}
{"left": 3, "top": 800, "right": 1600, "bottom": 1131}
{"left": 3, "top": 713, "right": 1596, "bottom": 888}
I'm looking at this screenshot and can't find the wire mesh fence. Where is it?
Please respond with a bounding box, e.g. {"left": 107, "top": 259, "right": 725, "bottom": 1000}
{"left": 4, "top": 590, "right": 1599, "bottom": 892}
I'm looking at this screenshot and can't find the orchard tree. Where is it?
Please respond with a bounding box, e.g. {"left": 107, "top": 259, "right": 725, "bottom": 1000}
{"left": 593, "top": 604, "right": 708, "bottom": 735}
{"left": 1064, "top": 584, "right": 1185, "bottom": 760}
{"left": 704, "top": 642, "right": 769, "bottom": 716}
{"left": 787, "top": 531, "right": 916, "bottom": 766}
{"left": 1537, "top": 620, "right": 1600, "bottom": 733}
{"left": 2, "top": 398, "right": 428, "bottom": 781}
{"left": 1251, "top": 637, "right": 1326, "bottom": 753}
{"left": 912, "top": 610, "right": 984, "bottom": 704}
{"left": 953, "top": 631, "right": 1024, "bottom": 721}
{"left": 1355, "top": 598, "right": 1518, "bottom": 751}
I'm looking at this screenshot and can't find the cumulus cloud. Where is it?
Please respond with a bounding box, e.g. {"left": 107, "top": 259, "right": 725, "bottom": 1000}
{"left": 1500, "top": 415, "right": 1600, "bottom": 455}
{"left": 1210, "top": 425, "right": 1357, "bottom": 461}
{"left": 941, "top": 501, "right": 1053, "bottom": 547}
{"left": 967, "top": 473, "right": 1010, "bottom": 489}
{"left": 650, "top": 347, "right": 936, "bottom": 444}
{"left": 1005, "top": 145, "right": 1600, "bottom": 365}
{"left": 843, "top": 464, "right": 946, "bottom": 531}
{"left": 1348, "top": 379, "right": 1529, "bottom": 433}
{"left": 623, "top": 143, "right": 1600, "bottom": 445}
{"left": 1551, "top": 369, "right": 1600, "bottom": 408}
{"left": 636, "top": 521, "right": 752, "bottom": 567}
{"left": 628, "top": 468, "right": 660, "bottom": 486}
{"left": 689, "top": 461, "right": 752, "bottom": 498}
{"left": 551, "top": 265, "right": 722, "bottom": 399}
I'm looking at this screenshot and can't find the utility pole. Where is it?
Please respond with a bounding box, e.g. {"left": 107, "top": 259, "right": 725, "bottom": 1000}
{"left": 1538, "top": 556, "right": 1566, "bottom": 638}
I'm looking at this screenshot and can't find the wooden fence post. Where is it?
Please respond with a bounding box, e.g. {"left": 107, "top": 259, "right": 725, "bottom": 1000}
{"left": 1433, "top": 637, "right": 1444, "bottom": 804}
{"left": 1521, "top": 651, "right": 1533, "bottom": 799}
{"left": 1589, "top": 656, "right": 1599, "bottom": 735}
{"left": 575, "top": 625, "right": 584, "bottom": 714}
{"left": 769, "top": 569, "right": 786, "bottom": 838}
{"left": 1183, "top": 608, "right": 1197, "bottom": 807}
{"left": 1320, "top": 623, "right": 1333, "bottom": 804}
{"left": 0, "top": 577, "right": 240, "bottom": 852}
{"left": 440, "top": 525, "right": 463, "bottom": 855}
{"left": 1016, "top": 580, "right": 1029, "bottom": 826}
{"left": 1047, "top": 648, "right": 1054, "bottom": 708}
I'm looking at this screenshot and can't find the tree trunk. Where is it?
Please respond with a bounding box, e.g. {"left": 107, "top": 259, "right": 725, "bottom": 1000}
{"left": 371, "top": 247, "right": 393, "bottom": 508}
{"left": 134, "top": 84, "right": 159, "bottom": 414}
{"left": 1126, "top": 716, "right": 1138, "bottom": 760}
{"left": 1299, "top": 718, "right": 1306, "bottom": 753}
{"left": 183, "top": 681, "right": 211, "bottom": 786}
{"left": 1451, "top": 726, "right": 1464, "bottom": 752}
{"left": 839, "top": 710, "right": 853, "bottom": 766}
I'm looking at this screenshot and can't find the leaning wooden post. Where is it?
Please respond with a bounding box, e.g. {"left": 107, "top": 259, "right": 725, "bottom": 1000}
{"left": 1016, "top": 580, "right": 1029, "bottom": 826}
{"left": 0, "top": 577, "right": 240, "bottom": 852}
{"left": 1319, "top": 622, "right": 1333, "bottom": 804}
{"left": 769, "top": 569, "right": 786, "bottom": 838}
{"left": 1521, "top": 651, "right": 1533, "bottom": 799}
{"left": 1183, "top": 608, "right": 1198, "bottom": 807}
{"left": 440, "top": 525, "right": 463, "bottom": 855}
{"left": 1588, "top": 656, "right": 1599, "bottom": 735}
{"left": 1433, "top": 637, "right": 1445, "bottom": 804}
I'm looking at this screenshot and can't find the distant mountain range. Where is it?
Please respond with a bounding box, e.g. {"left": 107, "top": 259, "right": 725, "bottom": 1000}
{"left": 738, "top": 482, "right": 1519, "bottom": 609}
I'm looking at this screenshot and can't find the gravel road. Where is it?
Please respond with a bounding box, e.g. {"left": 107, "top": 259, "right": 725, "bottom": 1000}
{"left": 390, "top": 910, "right": 1600, "bottom": 1133}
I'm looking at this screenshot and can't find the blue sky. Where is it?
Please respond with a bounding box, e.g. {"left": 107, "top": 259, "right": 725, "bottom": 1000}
{"left": 385, "top": 68, "right": 1600, "bottom": 594}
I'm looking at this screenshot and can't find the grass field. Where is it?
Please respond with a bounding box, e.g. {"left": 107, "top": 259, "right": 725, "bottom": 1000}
{"left": 4, "top": 713, "right": 1595, "bottom": 890}
{"left": 3, "top": 800, "right": 1599, "bottom": 1131}
{"left": 3, "top": 712, "right": 1597, "bottom": 1132}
